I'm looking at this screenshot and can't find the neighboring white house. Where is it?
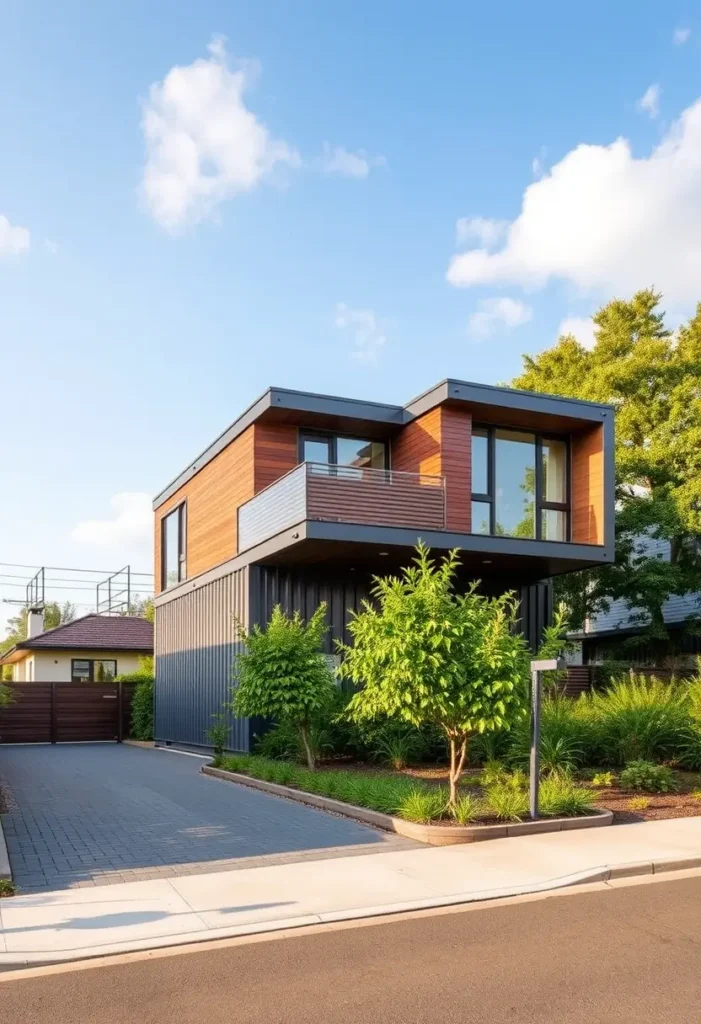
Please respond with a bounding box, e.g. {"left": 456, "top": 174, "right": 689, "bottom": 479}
{"left": 0, "top": 612, "right": 153, "bottom": 682}
{"left": 578, "top": 536, "right": 701, "bottom": 664}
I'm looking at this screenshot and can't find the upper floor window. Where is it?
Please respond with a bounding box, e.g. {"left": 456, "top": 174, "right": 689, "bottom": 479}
{"left": 300, "top": 433, "right": 387, "bottom": 473}
{"left": 162, "top": 503, "right": 187, "bottom": 589}
{"left": 471, "top": 427, "right": 569, "bottom": 541}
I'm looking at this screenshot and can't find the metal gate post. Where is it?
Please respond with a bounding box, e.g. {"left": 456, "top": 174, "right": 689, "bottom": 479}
{"left": 117, "top": 682, "right": 123, "bottom": 743}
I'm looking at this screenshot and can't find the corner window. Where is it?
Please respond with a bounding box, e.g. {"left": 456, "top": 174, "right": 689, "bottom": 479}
{"left": 471, "top": 426, "right": 570, "bottom": 541}
{"left": 71, "top": 659, "right": 117, "bottom": 682}
{"left": 162, "top": 503, "right": 187, "bottom": 589}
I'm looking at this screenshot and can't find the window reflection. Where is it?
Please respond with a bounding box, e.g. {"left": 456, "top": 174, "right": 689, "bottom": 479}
{"left": 494, "top": 429, "right": 536, "bottom": 539}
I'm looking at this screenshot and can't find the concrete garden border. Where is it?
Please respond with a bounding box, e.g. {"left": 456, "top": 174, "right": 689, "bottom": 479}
{"left": 202, "top": 765, "right": 613, "bottom": 845}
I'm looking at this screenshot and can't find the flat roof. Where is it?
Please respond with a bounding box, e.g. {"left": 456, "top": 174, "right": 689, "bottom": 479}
{"left": 153, "top": 379, "right": 614, "bottom": 510}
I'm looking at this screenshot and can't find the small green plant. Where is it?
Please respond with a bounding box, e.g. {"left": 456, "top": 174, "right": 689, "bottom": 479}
{"left": 628, "top": 796, "right": 651, "bottom": 811}
{"left": 0, "top": 879, "right": 16, "bottom": 897}
{"left": 461, "top": 775, "right": 482, "bottom": 788}
{"left": 453, "top": 794, "right": 481, "bottom": 824}
{"left": 591, "top": 771, "right": 616, "bottom": 788}
{"left": 395, "top": 787, "right": 447, "bottom": 823}
{"left": 206, "top": 713, "right": 230, "bottom": 765}
{"left": 620, "top": 760, "right": 678, "bottom": 793}
{"left": 690, "top": 789, "right": 701, "bottom": 802}
{"left": 480, "top": 760, "right": 508, "bottom": 786}
{"left": 507, "top": 768, "right": 527, "bottom": 789}
{"left": 539, "top": 774, "right": 593, "bottom": 817}
{"left": 373, "top": 726, "right": 421, "bottom": 770}
{"left": 679, "top": 730, "right": 701, "bottom": 771}
{"left": 485, "top": 782, "right": 529, "bottom": 821}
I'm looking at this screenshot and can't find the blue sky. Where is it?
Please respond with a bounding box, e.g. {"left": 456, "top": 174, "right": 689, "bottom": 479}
{"left": 1, "top": 2, "right": 700, "bottom": 620}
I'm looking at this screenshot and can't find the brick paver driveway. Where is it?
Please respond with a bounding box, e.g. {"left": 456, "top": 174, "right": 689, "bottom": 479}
{"left": 0, "top": 744, "right": 413, "bottom": 892}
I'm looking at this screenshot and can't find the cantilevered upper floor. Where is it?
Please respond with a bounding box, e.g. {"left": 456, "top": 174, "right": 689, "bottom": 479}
{"left": 153, "top": 379, "right": 615, "bottom": 595}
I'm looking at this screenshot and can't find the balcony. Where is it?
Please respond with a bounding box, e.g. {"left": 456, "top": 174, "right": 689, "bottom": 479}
{"left": 238, "top": 462, "right": 446, "bottom": 554}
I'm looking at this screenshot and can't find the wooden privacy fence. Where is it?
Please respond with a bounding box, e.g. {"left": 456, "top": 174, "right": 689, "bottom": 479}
{"left": 0, "top": 681, "right": 137, "bottom": 744}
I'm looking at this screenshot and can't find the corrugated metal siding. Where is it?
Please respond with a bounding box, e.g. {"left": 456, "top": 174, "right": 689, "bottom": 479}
{"left": 238, "top": 465, "right": 306, "bottom": 552}
{"left": 250, "top": 565, "right": 371, "bottom": 652}
{"left": 518, "top": 581, "right": 553, "bottom": 652}
{"left": 586, "top": 536, "right": 701, "bottom": 634}
{"left": 155, "top": 568, "right": 250, "bottom": 750}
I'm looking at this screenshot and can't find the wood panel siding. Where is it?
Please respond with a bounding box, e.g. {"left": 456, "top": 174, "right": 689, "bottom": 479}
{"left": 306, "top": 471, "right": 446, "bottom": 530}
{"left": 155, "top": 423, "right": 299, "bottom": 594}
{"left": 571, "top": 424, "right": 604, "bottom": 545}
{"left": 391, "top": 408, "right": 442, "bottom": 476}
{"left": 254, "top": 423, "right": 298, "bottom": 491}
{"left": 440, "top": 406, "right": 471, "bottom": 532}
{"left": 392, "top": 406, "right": 471, "bottom": 532}
{"left": 155, "top": 427, "right": 255, "bottom": 594}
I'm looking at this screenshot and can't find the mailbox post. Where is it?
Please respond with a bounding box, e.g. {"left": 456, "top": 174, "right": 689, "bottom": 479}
{"left": 529, "top": 657, "right": 567, "bottom": 820}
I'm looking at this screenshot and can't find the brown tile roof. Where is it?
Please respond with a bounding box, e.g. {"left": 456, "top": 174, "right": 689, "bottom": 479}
{"left": 17, "top": 614, "right": 153, "bottom": 652}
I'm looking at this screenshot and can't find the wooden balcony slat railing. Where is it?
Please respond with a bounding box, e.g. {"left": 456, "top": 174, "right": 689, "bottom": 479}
{"left": 237, "top": 462, "right": 446, "bottom": 553}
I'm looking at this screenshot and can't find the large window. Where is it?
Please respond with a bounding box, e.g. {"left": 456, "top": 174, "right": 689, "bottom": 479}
{"left": 71, "top": 659, "right": 117, "bottom": 682}
{"left": 471, "top": 426, "right": 569, "bottom": 541}
{"left": 162, "top": 502, "right": 187, "bottom": 589}
{"left": 300, "top": 433, "right": 387, "bottom": 475}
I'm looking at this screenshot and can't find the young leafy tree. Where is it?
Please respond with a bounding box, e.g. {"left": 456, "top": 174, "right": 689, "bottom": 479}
{"left": 231, "top": 604, "right": 336, "bottom": 769}
{"left": 512, "top": 289, "right": 701, "bottom": 657}
{"left": 338, "top": 544, "right": 531, "bottom": 809}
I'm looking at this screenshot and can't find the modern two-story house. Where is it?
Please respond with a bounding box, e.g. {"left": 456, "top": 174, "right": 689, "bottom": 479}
{"left": 153, "top": 379, "right": 615, "bottom": 751}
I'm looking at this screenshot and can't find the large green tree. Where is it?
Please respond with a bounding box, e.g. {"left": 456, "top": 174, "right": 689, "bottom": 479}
{"left": 512, "top": 289, "right": 701, "bottom": 656}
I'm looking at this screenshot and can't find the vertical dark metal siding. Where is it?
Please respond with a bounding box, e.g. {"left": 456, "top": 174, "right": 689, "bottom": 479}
{"left": 155, "top": 568, "right": 250, "bottom": 751}
{"left": 517, "top": 580, "right": 554, "bottom": 652}
{"left": 249, "top": 565, "right": 372, "bottom": 651}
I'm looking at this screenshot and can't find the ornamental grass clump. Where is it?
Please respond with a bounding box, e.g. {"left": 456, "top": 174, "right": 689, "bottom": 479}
{"left": 589, "top": 675, "right": 689, "bottom": 766}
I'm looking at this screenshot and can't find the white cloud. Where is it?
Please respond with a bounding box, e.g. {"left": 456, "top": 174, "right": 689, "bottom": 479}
{"left": 638, "top": 83, "right": 661, "bottom": 119}
{"left": 467, "top": 297, "right": 532, "bottom": 341}
{"left": 319, "top": 144, "right": 385, "bottom": 178}
{"left": 73, "top": 492, "right": 153, "bottom": 548}
{"left": 334, "top": 303, "right": 387, "bottom": 363}
{"left": 674, "top": 26, "right": 691, "bottom": 45}
{"left": 0, "top": 215, "right": 30, "bottom": 254}
{"left": 455, "top": 217, "right": 509, "bottom": 248}
{"left": 141, "top": 37, "right": 299, "bottom": 230}
{"left": 558, "top": 316, "right": 597, "bottom": 349}
{"left": 446, "top": 95, "right": 701, "bottom": 303}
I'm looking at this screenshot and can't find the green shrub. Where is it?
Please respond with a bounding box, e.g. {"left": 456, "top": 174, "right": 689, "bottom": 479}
{"left": 620, "top": 759, "right": 678, "bottom": 793}
{"left": 127, "top": 677, "right": 154, "bottom": 741}
{"left": 253, "top": 721, "right": 302, "bottom": 760}
{"left": 678, "top": 729, "right": 701, "bottom": 771}
{"left": 206, "top": 713, "right": 230, "bottom": 765}
{"left": 0, "top": 879, "right": 17, "bottom": 897}
{"left": 628, "top": 796, "right": 650, "bottom": 811}
{"left": 539, "top": 774, "right": 593, "bottom": 817}
{"left": 589, "top": 676, "right": 689, "bottom": 766}
{"left": 480, "top": 760, "right": 508, "bottom": 786}
{"left": 485, "top": 782, "right": 529, "bottom": 821}
{"left": 468, "top": 729, "right": 512, "bottom": 766}
{"left": 396, "top": 787, "right": 447, "bottom": 823}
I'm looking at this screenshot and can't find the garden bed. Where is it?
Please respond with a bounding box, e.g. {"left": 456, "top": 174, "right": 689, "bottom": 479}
{"left": 204, "top": 755, "right": 611, "bottom": 844}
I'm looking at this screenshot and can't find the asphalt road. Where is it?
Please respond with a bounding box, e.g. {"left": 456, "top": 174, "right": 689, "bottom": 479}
{"left": 2, "top": 876, "right": 701, "bottom": 1023}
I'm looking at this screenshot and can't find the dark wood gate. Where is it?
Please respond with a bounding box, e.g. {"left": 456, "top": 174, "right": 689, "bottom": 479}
{"left": 0, "top": 682, "right": 136, "bottom": 744}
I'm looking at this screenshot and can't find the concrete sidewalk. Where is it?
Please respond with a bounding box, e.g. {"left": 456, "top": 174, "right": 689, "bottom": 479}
{"left": 2, "top": 816, "right": 701, "bottom": 968}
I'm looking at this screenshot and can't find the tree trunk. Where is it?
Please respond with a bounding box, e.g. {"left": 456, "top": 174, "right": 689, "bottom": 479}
{"left": 299, "top": 723, "right": 316, "bottom": 770}
{"left": 448, "top": 734, "right": 468, "bottom": 809}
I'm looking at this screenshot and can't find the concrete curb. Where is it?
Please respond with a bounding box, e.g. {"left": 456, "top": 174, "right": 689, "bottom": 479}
{"left": 202, "top": 765, "right": 613, "bottom": 844}
{"left": 2, "top": 855, "right": 701, "bottom": 970}
{"left": 0, "top": 815, "right": 10, "bottom": 881}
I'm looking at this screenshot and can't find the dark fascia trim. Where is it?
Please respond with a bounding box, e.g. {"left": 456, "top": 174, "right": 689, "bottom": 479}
{"left": 405, "top": 379, "right": 613, "bottom": 423}
{"left": 304, "top": 520, "right": 613, "bottom": 565}
{"left": 153, "top": 388, "right": 405, "bottom": 510}
{"left": 16, "top": 642, "right": 153, "bottom": 652}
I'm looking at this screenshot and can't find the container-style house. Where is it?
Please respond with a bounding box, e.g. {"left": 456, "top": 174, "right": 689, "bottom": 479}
{"left": 153, "top": 379, "right": 615, "bottom": 751}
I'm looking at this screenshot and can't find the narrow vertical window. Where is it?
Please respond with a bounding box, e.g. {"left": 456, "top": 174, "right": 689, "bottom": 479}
{"left": 162, "top": 503, "right": 187, "bottom": 589}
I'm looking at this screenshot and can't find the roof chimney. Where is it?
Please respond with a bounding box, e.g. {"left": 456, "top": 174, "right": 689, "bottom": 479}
{"left": 27, "top": 606, "right": 44, "bottom": 639}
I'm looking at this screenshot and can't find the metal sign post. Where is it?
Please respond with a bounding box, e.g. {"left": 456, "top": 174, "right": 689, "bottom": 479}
{"left": 529, "top": 657, "right": 566, "bottom": 820}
